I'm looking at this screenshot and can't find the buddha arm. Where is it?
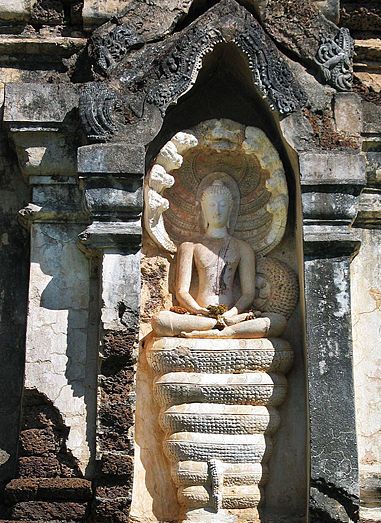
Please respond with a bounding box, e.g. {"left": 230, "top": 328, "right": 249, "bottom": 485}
{"left": 224, "top": 241, "right": 256, "bottom": 317}
{"left": 176, "top": 242, "right": 208, "bottom": 315}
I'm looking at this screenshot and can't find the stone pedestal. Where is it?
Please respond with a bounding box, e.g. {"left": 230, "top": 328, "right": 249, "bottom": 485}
{"left": 146, "top": 337, "right": 293, "bottom": 522}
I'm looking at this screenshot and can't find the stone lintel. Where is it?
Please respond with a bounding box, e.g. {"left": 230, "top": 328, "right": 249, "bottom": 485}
{"left": 78, "top": 221, "right": 142, "bottom": 252}
{"left": 0, "top": 37, "right": 86, "bottom": 62}
{"left": 299, "top": 152, "right": 366, "bottom": 186}
{"left": 4, "top": 83, "right": 79, "bottom": 127}
{"left": 4, "top": 84, "right": 79, "bottom": 179}
{"left": 303, "top": 225, "right": 361, "bottom": 258}
{"left": 19, "top": 185, "right": 87, "bottom": 228}
{"left": 78, "top": 143, "right": 145, "bottom": 176}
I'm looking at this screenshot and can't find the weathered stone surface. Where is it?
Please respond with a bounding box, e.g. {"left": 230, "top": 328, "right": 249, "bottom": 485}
{"left": 313, "top": 0, "right": 340, "bottom": 22}
{"left": 4, "top": 84, "right": 79, "bottom": 126}
{"left": 83, "top": 0, "right": 192, "bottom": 33}
{"left": 99, "top": 453, "right": 133, "bottom": 478}
{"left": 334, "top": 93, "right": 363, "bottom": 135}
{"left": 94, "top": 496, "right": 131, "bottom": 523}
{"left": 362, "top": 101, "right": 381, "bottom": 134}
{"left": 260, "top": 0, "right": 334, "bottom": 54}
{"left": 11, "top": 132, "right": 77, "bottom": 178}
{"left": 355, "top": 189, "right": 381, "bottom": 227}
{"left": 304, "top": 240, "right": 360, "bottom": 522}
{"left": 351, "top": 230, "right": 381, "bottom": 523}
{"left": 11, "top": 500, "right": 88, "bottom": 521}
{"left": 20, "top": 428, "right": 58, "bottom": 457}
{"left": 0, "top": 1, "right": 35, "bottom": 21}
{"left": 78, "top": 143, "right": 145, "bottom": 175}
{"left": 5, "top": 478, "right": 92, "bottom": 503}
{"left": 17, "top": 390, "right": 83, "bottom": 480}
{"left": 341, "top": 1, "right": 381, "bottom": 34}
{"left": 365, "top": 152, "right": 381, "bottom": 187}
{"left": 299, "top": 152, "right": 366, "bottom": 184}
{"left": 18, "top": 457, "right": 61, "bottom": 478}
{"left": 23, "top": 220, "right": 94, "bottom": 472}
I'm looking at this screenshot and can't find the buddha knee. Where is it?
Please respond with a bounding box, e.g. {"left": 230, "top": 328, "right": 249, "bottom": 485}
{"left": 151, "top": 311, "right": 176, "bottom": 337}
{"left": 267, "top": 313, "right": 287, "bottom": 337}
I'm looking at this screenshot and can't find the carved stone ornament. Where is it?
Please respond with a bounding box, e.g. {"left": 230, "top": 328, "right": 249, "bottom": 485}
{"left": 315, "top": 27, "right": 354, "bottom": 91}
{"left": 80, "top": 0, "right": 307, "bottom": 143}
{"left": 144, "top": 119, "right": 288, "bottom": 256}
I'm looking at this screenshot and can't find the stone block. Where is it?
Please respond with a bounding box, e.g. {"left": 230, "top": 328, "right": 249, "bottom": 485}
{"left": 299, "top": 152, "right": 366, "bottom": 185}
{"left": 334, "top": 93, "right": 363, "bottom": 135}
{"left": 302, "top": 188, "right": 360, "bottom": 224}
{"left": 4, "top": 84, "right": 79, "bottom": 126}
{"left": 13, "top": 132, "right": 77, "bottom": 177}
{"left": 95, "top": 479, "right": 132, "bottom": 500}
{"left": 78, "top": 143, "right": 145, "bottom": 176}
{"left": 363, "top": 101, "right": 381, "bottom": 134}
{"left": 83, "top": 181, "right": 143, "bottom": 221}
{"left": 19, "top": 428, "right": 58, "bottom": 457}
{"left": 99, "top": 453, "right": 134, "bottom": 477}
{"left": 355, "top": 189, "right": 381, "bottom": 227}
{"left": 5, "top": 478, "right": 92, "bottom": 503}
{"left": 0, "top": 1, "right": 33, "bottom": 22}
{"left": 94, "top": 497, "right": 131, "bottom": 523}
{"left": 82, "top": 0, "right": 193, "bottom": 35}
{"left": 11, "top": 501, "right": 88, "bottom": 521}
{"left": 82, "top": 0, "right": 131, "bottom": 29}
{"left": 18, "top": 457, "right": 61, "bottom": 478}
{"left": 365, "top": 152, "right": 381, "bottom": 187}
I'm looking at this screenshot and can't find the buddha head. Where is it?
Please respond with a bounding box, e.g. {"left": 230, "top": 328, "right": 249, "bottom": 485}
{"left": 200, "top": 180, "right": 234, "bottom": 231}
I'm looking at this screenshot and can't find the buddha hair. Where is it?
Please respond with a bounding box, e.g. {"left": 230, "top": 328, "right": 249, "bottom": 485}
{"left": 200, "top": 180, "right": 234, "bottom": 206}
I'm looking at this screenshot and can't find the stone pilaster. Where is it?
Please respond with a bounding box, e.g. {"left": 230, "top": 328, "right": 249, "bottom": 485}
{"left": 300, "top": 150, "right": 366, "bottom": 523}
{"left": 3, "top": 83, "right": 93, "bottom": 521}
{"left": 78, "top": 143, "right": 144, "bottom": 523}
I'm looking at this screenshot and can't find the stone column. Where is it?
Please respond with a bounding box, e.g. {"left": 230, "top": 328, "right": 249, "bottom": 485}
{"left": 300, "top": 151, "right": 366, "bottom": 523}
{"left": 78, "top": 143, "right": 144, "bottom": 521}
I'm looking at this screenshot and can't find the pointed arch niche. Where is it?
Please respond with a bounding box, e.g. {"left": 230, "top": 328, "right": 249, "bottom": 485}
{"left": 131, "top": 41, "right": 308, "bottom": 523}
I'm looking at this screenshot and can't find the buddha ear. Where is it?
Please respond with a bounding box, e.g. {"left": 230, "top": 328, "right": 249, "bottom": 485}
{"left": 199, "top": 200, "right": 208, "bottom": 231}
{"left": 227, "top": 200, "right": 233, "bottom": 229}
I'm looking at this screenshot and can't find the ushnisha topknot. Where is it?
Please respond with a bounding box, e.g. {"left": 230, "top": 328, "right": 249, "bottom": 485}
{"left": 200, "top": 180, "right": 233, "bottom": 206}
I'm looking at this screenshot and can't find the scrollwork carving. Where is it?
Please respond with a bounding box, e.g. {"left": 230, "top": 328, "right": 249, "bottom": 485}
{"left": 79, "top": 83, "right": 118, "bottom": 142}
{"left": 90, "top": 24, "right": 144, "bottom": 74}
{"left": 315, "top": 27, "right": 354, "bottom": 91}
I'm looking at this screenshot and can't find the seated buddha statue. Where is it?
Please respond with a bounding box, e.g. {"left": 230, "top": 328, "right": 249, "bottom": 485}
{"left": 151, "top": 179, "right": 287, "bottom": 339}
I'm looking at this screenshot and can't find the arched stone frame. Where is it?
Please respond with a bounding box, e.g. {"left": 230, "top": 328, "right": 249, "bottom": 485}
{"left": 2, "top": 0, "right": 364, "bottom": 521}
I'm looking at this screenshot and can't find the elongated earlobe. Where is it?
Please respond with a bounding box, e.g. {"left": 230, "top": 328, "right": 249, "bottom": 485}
{"left": 201, "top": 202, "right": 208, "bottom": 231}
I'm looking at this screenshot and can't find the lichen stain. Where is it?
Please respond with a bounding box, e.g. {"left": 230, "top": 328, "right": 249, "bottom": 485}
{"left": 369, "top": 287, "right": 381, "bottom": 310}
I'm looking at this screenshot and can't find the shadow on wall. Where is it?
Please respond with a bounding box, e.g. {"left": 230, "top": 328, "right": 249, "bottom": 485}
{"left": 29, "top": 222, "right": 97, "bottom": 476}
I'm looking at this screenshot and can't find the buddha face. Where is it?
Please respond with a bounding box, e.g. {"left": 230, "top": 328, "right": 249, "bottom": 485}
{"left": 200, "top": 181, "right": 233, "bottom": 230}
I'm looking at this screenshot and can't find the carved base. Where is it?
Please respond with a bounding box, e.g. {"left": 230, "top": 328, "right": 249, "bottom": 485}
{"left": 146, "top": 337, "right": 293, "bottom": 522}
{"left": 183, "top": 508, "right": 237, "bottom": 522}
